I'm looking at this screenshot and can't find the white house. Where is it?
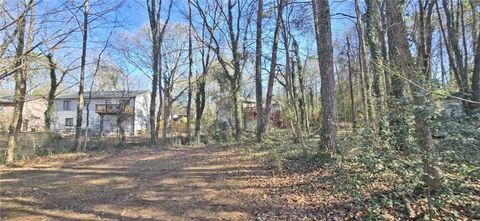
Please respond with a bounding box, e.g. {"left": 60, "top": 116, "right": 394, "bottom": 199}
{"left": 52, "top": 90, "right": 151, "bottom": 136}
{"left": 0, "top": 95, "right": 47, "bottom": 132}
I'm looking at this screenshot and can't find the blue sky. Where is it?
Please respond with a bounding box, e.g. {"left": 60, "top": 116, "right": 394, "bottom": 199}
{"left": 117, "top": 0, "right": 356, "bottom": 39}
{"left": 51, "top": 0, "right": 357, "bottom": 92}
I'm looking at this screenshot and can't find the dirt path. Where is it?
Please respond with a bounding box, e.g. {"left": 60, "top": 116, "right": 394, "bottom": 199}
{"left": 0, "top": 147, "right": 272, "bottom": 221}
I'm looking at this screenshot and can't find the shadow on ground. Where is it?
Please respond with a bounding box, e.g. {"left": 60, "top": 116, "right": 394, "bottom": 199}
{"left": 0, "top": 147, "right": 270, "bottom": 220}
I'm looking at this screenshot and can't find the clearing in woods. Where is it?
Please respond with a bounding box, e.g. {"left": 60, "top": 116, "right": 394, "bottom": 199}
{"left": 0, "top": 146, "right": 277, "bottom": 220}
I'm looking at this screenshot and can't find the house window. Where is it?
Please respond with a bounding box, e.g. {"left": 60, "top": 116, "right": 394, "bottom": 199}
{"left": 65, "top": 118, "right": 74, "bottom": 126}
{"left": 63, "top": 100, "right": 71, "bottom": 110}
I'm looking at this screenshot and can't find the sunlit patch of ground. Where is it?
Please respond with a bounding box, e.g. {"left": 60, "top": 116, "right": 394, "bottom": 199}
{"left": 0, "top": 147, "right": 264, "bottom": 220}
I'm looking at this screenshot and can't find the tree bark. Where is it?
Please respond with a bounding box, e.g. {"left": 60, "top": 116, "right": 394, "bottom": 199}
{"left": 194, "top": 73, "right": 206, "bottom": 142}
{"left": 346, "top": 37, "right": 357, "bottom": 134}
{"left": 472, "top": 29, "right": 480, "bottom": 110}
{"left": 366, "top": 0, "right": 387, "bottom": 133}
{"left": 155, "top": 28, "right": 166, "bottom": 143}
{"left": 386, "top": 0, "right": 408, "bottom": 151}
{"left": 45, "top": 54, "right": 57, "bottom": 130}
{"left": 16, "top": 2, "right": 35, "bottom": 132}
{"left": 264, "top": 0, "right": 284, "bottom": 132}
{"left": 186, "top": 0, "right": 193, "bottom": 143}
{"left": 147, "top": 0, "right": 172, "bottom": 144}
{"left": 232, "top": 83, "right": 242, "bottom": 141}
{"left": 255, "top": 0, "right": 264, "bottom": 142}
{"left": 416, "top": 0, "right": 436, "bottom": 81}
{"left": 293, "top": 38, "right": 308, "bottom": 132}
{"left": 379, "top": 1, "right": 391, "bottom": 95}
{"left": 227, "top": 0, "right": 244, "bottom": 141}
{"left": 355, "top": 0, "right": 374, "bottom": 126}
{"left": 312, "top": 0, "right": 337, "bottom": 152}
{"left": 149, "top": 9, "right": 159, "bottom": 143}
{"left": 441, "top": 0, "right": 467, "bottom": 94}
{"left": 162, "top": 100, "right": 172, "bottom": 143}
{"left": 194, "top": 32, "right": 210, "bottom": 143}
{"left": 282, "top": 21, "right": 304, "bottom": 147}
{"left": 6, "top": 1, "right": 29, "bottom": 163}
{"left": 386, "top": 0, "right": 440, "bottom": 190}
{"left": 75, "top": 0, "right": 88, "bottom": 152}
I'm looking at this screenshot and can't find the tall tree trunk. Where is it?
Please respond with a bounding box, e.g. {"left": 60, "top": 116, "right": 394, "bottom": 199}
{"left": 355, "top": 0, "right": 374, "bottom": 126}
{"left": 45, "top": 54, "right": 57, "bottom": 130}
{"left": 255, "top": 0, "right": 264, "bottom": 142}
{"left": 194, "top": 27, "right": 209, "bottom": 143}
{"left": 312, "top": 0, "right": 337, "bottom": 152}
{"left": 472, "top": 29, "right": 480, "bottom": 110}
{"left": 147, "top": 0, "right": 173, "bottom": 144}
{"left": 460, "top": 2, "right": 468, "bottom": 90}
{"left": 346, "top": 37, "right": 357, "bottom": 134}
{"left": 186, "top": 0, "right": 193, "bottom": 143}
{"left": 16, "top": 2, "right": 35, "bottom": 132}
{"left": 264, "top": 0, "right": 284, "bottom": 132}
{"left": 226, "top": 0, "right": 243, "bottom": 142}
{"left": 162, "top": 100, "right": 171, "bottom": 143}
{"left": 366, "top": 0, "right": 387, "bottom": 134}
{"left": 437, "top": 2, "right": 461, "bottom": 89}
{"left": 386, "top": 0, "right": 440, "bottom": 191}
{"left": 386, "top": 0, "right": 409, "bottom": 151}
{"left": 416, "top": 0, "right": 436, "bottom": 81}
{"left": 156, "top": 45, "right": 164, "bottom": 142}
{"left": 194, "top": 74, "right": 206, "bottom": 142}
{"left": 379, "top": 1, "right": 391, "bottom": 95}
{"left": 439, "top": 37, "right": 447, "bottom": 86}
{"left": 442, "top": 0, "right": 467, "bottom": 94}
{"left": 150, "top": 46, "right": 159, "bottom": 144}
{"left": 5, "top": 1, "right": 29, "bottom": 163}
{"left": 282, "top": 22, "right": 305, "bottom": 147}
{"left": 75, "top": 0, "right": 88, "bottom": 152}
{"left": 232, "top": 83, "right": 242, "bottom": 141}
{"left": 293, "top": 38, "right": 308, "bottom": 132}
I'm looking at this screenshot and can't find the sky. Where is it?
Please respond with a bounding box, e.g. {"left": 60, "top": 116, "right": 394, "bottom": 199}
{"left": 117, "top": 0, "right": 356, "bottom": 41}
{"left": 0, "top": 0, "right": 358, "bottom": 94}
{"left": 92, "top": 0, "right": 358, "bottom": 94}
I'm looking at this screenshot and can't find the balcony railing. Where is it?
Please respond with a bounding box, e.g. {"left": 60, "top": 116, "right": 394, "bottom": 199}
{"left": 95, "top": 104, "right": 133, "bottom": 115}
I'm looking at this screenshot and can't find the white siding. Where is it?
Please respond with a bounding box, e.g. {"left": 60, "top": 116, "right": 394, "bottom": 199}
{"left": 52, "top": 97, "right": 136, "bottom": 135}
{"left": 134, "top": 92, "right": 151, "bottom": 135}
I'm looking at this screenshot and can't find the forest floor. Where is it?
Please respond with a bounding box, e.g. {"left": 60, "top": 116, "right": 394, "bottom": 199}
{"left": 0, "top": 133, "right": 479, "bottom": 220}
{"left": 0, "top": 145, "right": 272, "bottom": 220}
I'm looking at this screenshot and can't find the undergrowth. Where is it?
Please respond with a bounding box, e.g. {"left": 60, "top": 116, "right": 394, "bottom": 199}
{"left": 247, "top": 116, "right": 480, "bottom": 220}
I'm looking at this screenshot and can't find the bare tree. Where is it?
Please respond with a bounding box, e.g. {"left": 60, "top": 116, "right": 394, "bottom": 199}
{"left": 5, "top": 0, "right": 32, "bottom": 163}
{"left": 193, "top": 22, "right": 215, "bottom": 143}
{"left": 346, "top": 37, "right": 356, "bottom": 134}
{"left": 264, "top": 0, "right": 285, "bottom": 132}
{"left": 191, "top": 0, "right": 253, "bottom": 141}
{"left": 437, "top": 0, "right": 468, "bottom": 95}
{"left": 186, "top": 0, "right": 194, "bottom": 143}
{"left": 44, "top": 52, "right": 77, "bottom": 130}
{"left": 146, "top": 0, "right": 173, "bottom": 144}
{"left": 160, "top": 24, "right": 189, "bottom": 143}
{"left": 74, "top": 0, "right": 89, "bottom": 152}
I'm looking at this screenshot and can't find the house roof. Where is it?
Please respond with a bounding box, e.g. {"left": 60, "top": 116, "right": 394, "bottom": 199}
{"left": 0, "top": 95, "right": 45, "bottom": 103}
{"left": 56, "top": 90, "right": 149, "bottom": 99}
